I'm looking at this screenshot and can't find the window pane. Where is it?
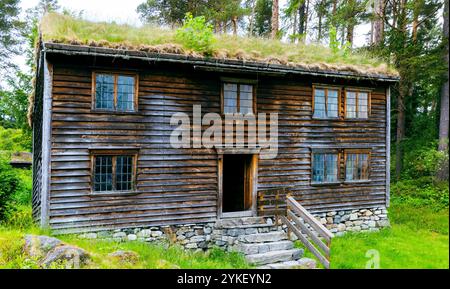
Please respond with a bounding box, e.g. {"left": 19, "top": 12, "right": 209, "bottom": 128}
{"left": 240, "top": 85, "right": 253, "bottom": 114}
{"left": 345, "top": 154, "right": 356, "bottom": 181}
{"left": 312, "top": 154, "right": 325, "bottom": 182}
{"left": 327, "top": 90, "right": 339, "bottom": 118}
{"left": 313, "top": 89, "right": 326, "bottom": 118}
{"left": 346, "top": 91, "right": 357, "bottom": 118}
{"left": 117, "top": 75, "right": 135, "bottom": 111}
{"left": 325, "top": 154, "right": 338, "bottom": 182}
{"left": 359, "top": 153, "right": 369, "bottom": 179}
{"left": 358, "top": 92, "right": 368, "bottom": 118}
{"left": 224, "top": 83, "right": 238, "bottom": 114}
{"left": 95, "top": 74, "right": 114, "bottom": 109}
{"left": 116, "top": 156, "right": 133, "bottom": 191}
{"left": 94, "top": 156, "right": 113, "bottom": 191}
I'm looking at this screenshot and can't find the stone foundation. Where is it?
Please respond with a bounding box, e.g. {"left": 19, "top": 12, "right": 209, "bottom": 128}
{"left": 312, "top": 206, "right": 390, "bottom": 237}
{"left": 78, "top": 207, "right": 390, "bottom": 249}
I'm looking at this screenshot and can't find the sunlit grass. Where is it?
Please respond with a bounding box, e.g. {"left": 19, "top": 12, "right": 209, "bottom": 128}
{"left": 40, "top": 13, "right": 396, "bottom": 76}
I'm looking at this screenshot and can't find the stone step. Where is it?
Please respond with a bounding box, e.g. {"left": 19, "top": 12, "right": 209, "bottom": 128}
{"left": 257, "top": 258, "right": 317, "bottom": 269}
{"left": 246, "top": 249, "right": 303, "bottom": 266}
{"left": 233, "top": 240, "right": 294, "bottom": 255}
{"left": 216, "top": 217, "right": 267, "bottom": 228}
{"left": 238, "top": 231, "right": 287, "bottom": 243}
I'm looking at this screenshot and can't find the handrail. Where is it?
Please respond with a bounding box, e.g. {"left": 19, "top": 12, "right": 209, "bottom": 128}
{"left": 283, "top": 196, "right": 334, "bottom": 269}
{"left": 257, "top": 189, "right": 334, "bottom": 269}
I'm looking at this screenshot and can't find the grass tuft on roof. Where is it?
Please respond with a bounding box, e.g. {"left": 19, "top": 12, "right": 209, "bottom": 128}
{"left": 40, "top": 13, "right": 397, "bottom": 77}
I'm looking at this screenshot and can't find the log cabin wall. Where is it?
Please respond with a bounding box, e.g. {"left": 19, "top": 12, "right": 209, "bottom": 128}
{"left": 45, "top": 53, "right": 388, "bottom": 234}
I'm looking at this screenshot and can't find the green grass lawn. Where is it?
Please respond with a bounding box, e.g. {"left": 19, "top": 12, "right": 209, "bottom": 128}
{"left": 329, "top": 201, "right": 448, "bottom": 269}
{"left": 0, "top": 227, "right": 250, "bottom": 269}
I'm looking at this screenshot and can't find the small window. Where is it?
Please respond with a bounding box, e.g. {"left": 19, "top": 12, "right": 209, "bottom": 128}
{"left": 345, "top": 151, "right": 370, "bottom": 181}
{"left": 223, "top": 83, "right": 254, "bottom": 114}
{"left": 345, "top": 90, "right": 369, "bottom": 119}
{"left": 312, "top": 152, "right": 339, "bottom": 183}
{"left": 313, "top": 87, "right": 340, "bottom": 118}
{"left": 92, "top": 153, "right": 136, "bottom": 192}
{"left": 93, "top": 72, "right": 137, "bottom": 112}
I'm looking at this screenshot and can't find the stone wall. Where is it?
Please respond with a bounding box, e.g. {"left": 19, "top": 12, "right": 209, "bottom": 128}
{"left": 313, "top": 206, "right": 390, "bottom": 237}
{"left": 78, "top": 207, "right": 390, "bottom": 249}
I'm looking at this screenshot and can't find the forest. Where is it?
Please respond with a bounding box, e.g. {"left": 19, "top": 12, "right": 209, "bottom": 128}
{"left": 0, "top": 0, "right": 448, "bottom": 269}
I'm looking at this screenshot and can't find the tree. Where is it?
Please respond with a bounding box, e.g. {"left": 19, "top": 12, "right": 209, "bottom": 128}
{"left": 271, "top": 0, "right": 279, "bottom": 38}
{"left": 137, "top": 0, "right": 202, "bottom": 27}
{"left": 252, "top": 0, "right": 272, "bottom": 37}
{"left": 0, "top": 71, "right": 32, "bottom": 130}
{"left": 439, "top": 0, "right": 449, "bottom": 151}
{"left": 0, "top": 0, "right": 22, "bottom": 75}
{"left": 378, "top": 0, "right": 443, "bottom": 179}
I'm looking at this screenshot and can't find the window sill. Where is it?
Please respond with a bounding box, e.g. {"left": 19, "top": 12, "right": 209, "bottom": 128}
{"left": 312, "top": 117, "right": 340, "bottom": 120}
{"left": 90, "top": 191, "right": 141, "bottom": 197}
{"left": 90, "top": 109, "right": 140, "bottom": 115}
{"left": 343, "top": 180, "right": 371, "bottom": 184}
{"left": 311, "top": 181, "right": 341, "bottom": 186}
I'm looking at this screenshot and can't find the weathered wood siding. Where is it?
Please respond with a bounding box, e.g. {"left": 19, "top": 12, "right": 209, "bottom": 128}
{"left": 46, "top": 55, "right": 388, "bottom": 233}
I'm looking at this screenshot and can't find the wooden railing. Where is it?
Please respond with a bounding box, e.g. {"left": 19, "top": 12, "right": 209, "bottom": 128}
{"left": 281, "top": 196, "right": 334, "bottom": 269}
{"left": 258, "top": 189, "right": 334, "bottom": 269}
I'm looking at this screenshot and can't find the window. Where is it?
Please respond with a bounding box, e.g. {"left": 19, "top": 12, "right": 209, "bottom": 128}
{"left": 345, "top": 90, "right": 369, "bottom": 119}
{"left": 93, "top": 72, "right": 137, "bottom": 111}
{"left": 345, "top": 151, "right": 370, "bottom": 181}
{"left": 223, "top": 83, "right": 254, "bottom": 114}
{"left": 313, "top": 87, "right": 340, "bottom": 118}
{"left": 92, "top": 152, "right": 137, "bottom": 192}
{"left": 312, "top": 152, "right": 339, "bottom": 183}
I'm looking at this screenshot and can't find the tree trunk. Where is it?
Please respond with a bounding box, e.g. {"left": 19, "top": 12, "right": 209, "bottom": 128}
{"left": 232, "top": 16, "right": 238, "bottom": 35}
{"left": 373, "top": 0, "right": 385, "bottom": 45}
{"left": 318, "top": 6, "right": 323, "bottom": 41}
{"left": 271, "top": 0, "right": 279, "bottom": 39}
{"left": 439, "top": 0, "right": 449, "bottom": 151}
{"left": 298, "top": 1, "right": 305, "bottom": 35}
{"left": 293, "top": 9, "right": 298, "bottom": 42}
{"left": 346, "top": 24, "right": 354, "bottom": 45}
{"left": 395, "top": 80, "right": 409, "bottom": 180}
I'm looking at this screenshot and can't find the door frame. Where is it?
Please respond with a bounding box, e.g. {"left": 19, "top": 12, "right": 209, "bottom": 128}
{"left": 217, "top": 150, "right": 258, "bottom": 219}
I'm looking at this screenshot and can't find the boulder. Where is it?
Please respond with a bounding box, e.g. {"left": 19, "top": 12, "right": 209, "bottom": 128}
{"left": 24, "top": 235, "right": 62, "bottom": 259}
{"left": 41, "top": 245, "right": 90, "bottom": 268}
{"left": 108, "top": 250, "right": 139, "bottom": 264}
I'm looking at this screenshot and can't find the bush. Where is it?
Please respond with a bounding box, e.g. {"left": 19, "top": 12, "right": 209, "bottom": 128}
{"left": 175, "top": 13, "right": 215, "bottom": 55}
{"left": 0, "top": 127, "right": 32, "bottom": 152}
{"left": 391, "top": 177, "right": 449, "bottom": 211}
{"left": 400, "top": 143, "right": 449, "bottom": 181}
{"left": 0, "top": 156, "right": 20, "bottom": 219}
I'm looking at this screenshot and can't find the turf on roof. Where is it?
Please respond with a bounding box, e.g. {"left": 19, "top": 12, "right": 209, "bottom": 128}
{"left": 40, "top": 13, "right": 397, "bottom": 77}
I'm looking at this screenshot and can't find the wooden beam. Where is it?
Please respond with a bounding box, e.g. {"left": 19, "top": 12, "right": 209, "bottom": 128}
{"left": 40, "top": 55, "right": 53, "bottom": 228}
{"left": 386, "top": 86, "right": 391, "bottom": 207}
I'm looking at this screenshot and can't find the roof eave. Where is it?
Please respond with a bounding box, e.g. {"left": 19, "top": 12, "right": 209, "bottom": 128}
{"left": 42, "top": 42, "right": 400, "bottom": 83}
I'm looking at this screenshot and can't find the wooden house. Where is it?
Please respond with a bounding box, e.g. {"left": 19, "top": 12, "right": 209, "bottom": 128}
{"left": 31, "top": 16, "right": 398, "bottom": 237}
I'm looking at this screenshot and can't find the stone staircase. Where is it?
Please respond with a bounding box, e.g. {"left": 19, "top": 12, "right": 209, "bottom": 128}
{"left": 216, "top": 217, "right": 316, "bottom": 269}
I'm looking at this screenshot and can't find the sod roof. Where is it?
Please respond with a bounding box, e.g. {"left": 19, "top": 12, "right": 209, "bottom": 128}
{"left": 40, "top": 13, "right": 398, "bottom": 79}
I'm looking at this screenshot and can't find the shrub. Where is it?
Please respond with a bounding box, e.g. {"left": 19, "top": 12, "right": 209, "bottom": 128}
{"left": 175, "top": 13, "right": 215, "bottom": 55}
{"left": 401, "top": 144, "right": 449, "bottom": 181}
{"left": 0, "top": 127, "right": 32, "bottom": 152}
{"left": 0, "top": 156, "right": 20, "bottom": 219}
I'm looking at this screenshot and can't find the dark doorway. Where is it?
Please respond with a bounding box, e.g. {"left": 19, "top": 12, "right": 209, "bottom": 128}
{"left": 222, "top": 154, "right": 254, "bottom": 213}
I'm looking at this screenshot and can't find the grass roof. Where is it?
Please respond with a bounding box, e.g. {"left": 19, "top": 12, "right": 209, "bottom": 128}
{"left": 40, "top": 13, "right": 397, "bottom": 77}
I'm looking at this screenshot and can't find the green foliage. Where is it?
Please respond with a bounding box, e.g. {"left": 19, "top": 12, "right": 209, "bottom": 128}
{"left": 0, "top": 0, "right": 23, "bottom": 73}
{"left": 0, "top": 71, "right": 33, "bottom": 131}
{"left": 0, "top": 156, "right": 19, "bottom": 219}
{"left": 0, "top": 126, "right": 31, "bottom": 151}
{"left": 391, "top": 178, "right": 449, "bottom": 211}
{"left": 329, "top": 25, "right": 351, "bottom": 57}
{"left": 175, "top": 13, "right": 215, "bottom": 54}
{"left": 252, "top": 0, "right": 272, "bottom": 37}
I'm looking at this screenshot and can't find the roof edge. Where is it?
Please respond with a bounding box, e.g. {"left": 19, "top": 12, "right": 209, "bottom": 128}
{"left": 43, "top": 42, "right": 400, "bottom": 83}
